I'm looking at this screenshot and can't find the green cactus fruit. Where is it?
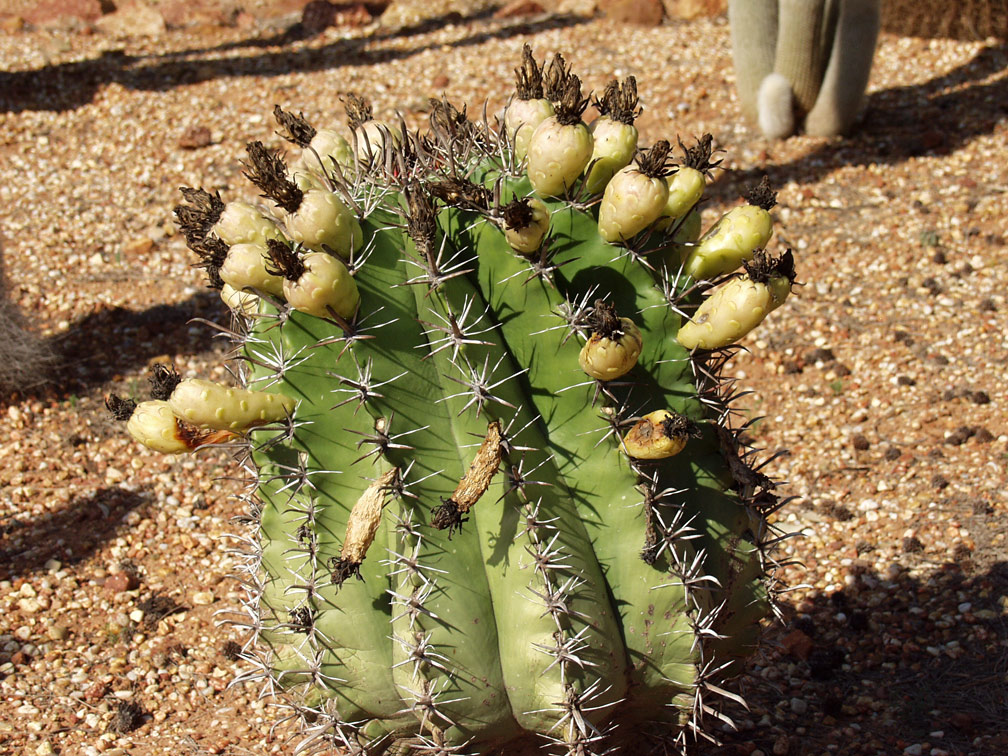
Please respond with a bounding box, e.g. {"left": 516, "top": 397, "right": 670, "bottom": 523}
{"left": 583, "top": 76, "right": 640, "bottom": 195}
{"left": 505, "top": 44, "right": 556, "bottom": 164}
{"left": 137, "top": 50, "right": 799, "bottom": 756}
{"left": 598, "top": 140, "right": 673, "bottom": 243}
{"left": 577, "top": 301, "right": 643, "bottom": 381}
{"left": 677, "top": 249, "right": 795, "bottom": 350}
{"left": 501, "top": 197, "right": 550, "bottom": 255}
{"left": 657, "top": 134, "right": 721, "bottom": 227}
{"left": 166, "top": 378, "right": 296, "bottom": 432}
{"left": 105, "top": 395, "right": 232, "bottom": 454}
{"left": 682, "top": 176, "right": 777, "bottom": 281}
{"left": 273, "top": 105, "right": 353, "bottom": 181}
{"left": 266, "top": 241, "right": 360, "bottom": 321}
{"left": 526, "top": 75, "right": 593, "bottom": 197}
{"left": 220, "top": 282, "right": 259, "bottom": 315}
{"left": 285, "top": 189, "right": 363, "bottom": 258}
{"left": 218, "top": 241, "right": 286, "bottom": 298}
{"left": 342, "top": 91, "right": 400, "bottom": 164}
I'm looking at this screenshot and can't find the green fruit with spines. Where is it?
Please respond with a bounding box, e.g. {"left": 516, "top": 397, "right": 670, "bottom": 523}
{"left": 139, "top": 50, "right": 800, "bottom": 756}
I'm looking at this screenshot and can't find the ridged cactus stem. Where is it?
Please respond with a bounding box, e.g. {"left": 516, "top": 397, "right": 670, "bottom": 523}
{"left": 805, "top": 0, "right": 882, "bottom": 136}
{"left": 774, "top": 0, "right": 828, "bottom": 115}
{"left": 729, "top": 0, "right": 880, "bottom": 137}
{"left": 728, "top": 0, "right": 779, "bottom": 122}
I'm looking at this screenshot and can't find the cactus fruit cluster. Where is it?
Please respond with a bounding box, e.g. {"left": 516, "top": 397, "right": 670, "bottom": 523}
{"left": 109, "top": 46, "right": 799, "bottom": 755}
{"left": 728, "top": 0, "right": 881, "bottom": 138}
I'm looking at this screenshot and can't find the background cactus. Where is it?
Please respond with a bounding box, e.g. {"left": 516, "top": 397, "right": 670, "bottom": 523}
{"left": 119, "top": 48, "right": 798, "bottom": 755}
{"left": 728, "top": 0, "right": 881, "bottom": 138}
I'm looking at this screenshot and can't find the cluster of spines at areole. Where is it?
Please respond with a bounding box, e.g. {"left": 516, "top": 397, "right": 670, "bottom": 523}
{"left": 147, "top": 45, "right": 799, "bottom": 756}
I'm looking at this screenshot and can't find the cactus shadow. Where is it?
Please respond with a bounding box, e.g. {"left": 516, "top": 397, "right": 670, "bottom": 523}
{"left": 716, "top": 41, "right": 1008, "bottom": 197}
{"left": 0, "top": 10, "right": 588, "bottom": 114}
{"left": 34, "top": 288, "right": 227, "bottom": 401}
{"left": 0, "top": 486, "right": 152, "bottom": 581}
{"left": 696, "top": 556, "right": 1008, "bottom": 755}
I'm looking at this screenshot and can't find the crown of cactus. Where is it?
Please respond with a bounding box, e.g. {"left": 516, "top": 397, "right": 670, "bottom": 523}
{"left": 728, "top": 0, "right": 881, "bottom": 138}
{"left": 110, "top": 45, "right": 799, "bottom": 756}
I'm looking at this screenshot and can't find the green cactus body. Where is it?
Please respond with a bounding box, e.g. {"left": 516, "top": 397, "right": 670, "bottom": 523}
{"left": 147, "top": 56, "right": 795, "bottom": 756}
{"left": 728, "top": 0, "right": 881, "bottom": 137}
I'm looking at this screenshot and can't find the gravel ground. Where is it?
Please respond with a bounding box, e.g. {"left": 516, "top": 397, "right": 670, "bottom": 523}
{"left": 1, "top": 4, "right": 1006, "bottom": 755}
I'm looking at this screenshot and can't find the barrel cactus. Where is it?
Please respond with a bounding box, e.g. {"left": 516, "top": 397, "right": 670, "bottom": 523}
{"left": 110, "top": 47, "right": 797, "bottom": 755}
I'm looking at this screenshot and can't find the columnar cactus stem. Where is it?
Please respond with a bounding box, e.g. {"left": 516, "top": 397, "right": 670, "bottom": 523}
{"left": 729, "top": 0, "right": 881, "bottom": 137}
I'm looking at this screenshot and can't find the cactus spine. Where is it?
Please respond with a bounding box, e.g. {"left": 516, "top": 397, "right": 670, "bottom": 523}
{"left": 729, "top": 0, "right": 881, "bottom": 137}
{"left": 118, "top": 49, "right": 802, "bottom": 755}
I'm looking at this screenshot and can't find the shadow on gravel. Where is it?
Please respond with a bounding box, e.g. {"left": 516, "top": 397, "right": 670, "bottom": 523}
{"left": 0, "top": 10, "right": 586, "bottom": 113}
{"left": 0, "top": 486, "right": 151, "bottom": 580}
{"left": 39, "top": 288, "right": 226, "bottom": 399}
{"left": 712, "top": 41, "right": 1008, "bottom": 201}
{"left": 698, "top": 556, "right": 1008, "bottom": 755}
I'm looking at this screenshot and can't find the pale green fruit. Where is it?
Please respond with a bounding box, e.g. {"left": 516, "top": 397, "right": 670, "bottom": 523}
{"left": 168, "top": 379, "right": 297, "bottom": 432}
{"left": 290, "top": 165, "right": 327, "bottom": 192}
{"left": 285, "top": 189, "right": 363, "bottom": 258}
{"left": 584, "top": 117, "right": 638, "bottom": 195}
{"left": 578, "top": 318, "right": 642, "bottom": 380}
{"left": 212, "top": 201, "right": 286, "bottom": 247}
{"left": 505, "top": 97, "right": 555, "bottom": 163}
{"left": 598, "top": 165, "right": 670, "bottom": 242}
{"left": 220, "top": 283, "right": 260, "bottom": 315}
{"left": 219, "top": 242, "right": 285, "bottom": 297}
{"left": 301, "top": 128, "right": 353, "bottom": 175}
{"left": 283, "top": 251, "right": 360, "bottom": 320}
{"left": 126, "top": 400, "right": 192, "bottom": 454}
{"left": 526, "top": 116, "right": 593, "bottom": 197}
{"left": 503, "top": 198, "right": 551, "bottom": 255}
{"left": 682, "top": 204, "right": 773, "bottom": 280}
{"left": 676, "top": 271, "right": 790, "bottom": 350}
{"left": 662, "top": 166, "right": 706, "bottom": 220}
